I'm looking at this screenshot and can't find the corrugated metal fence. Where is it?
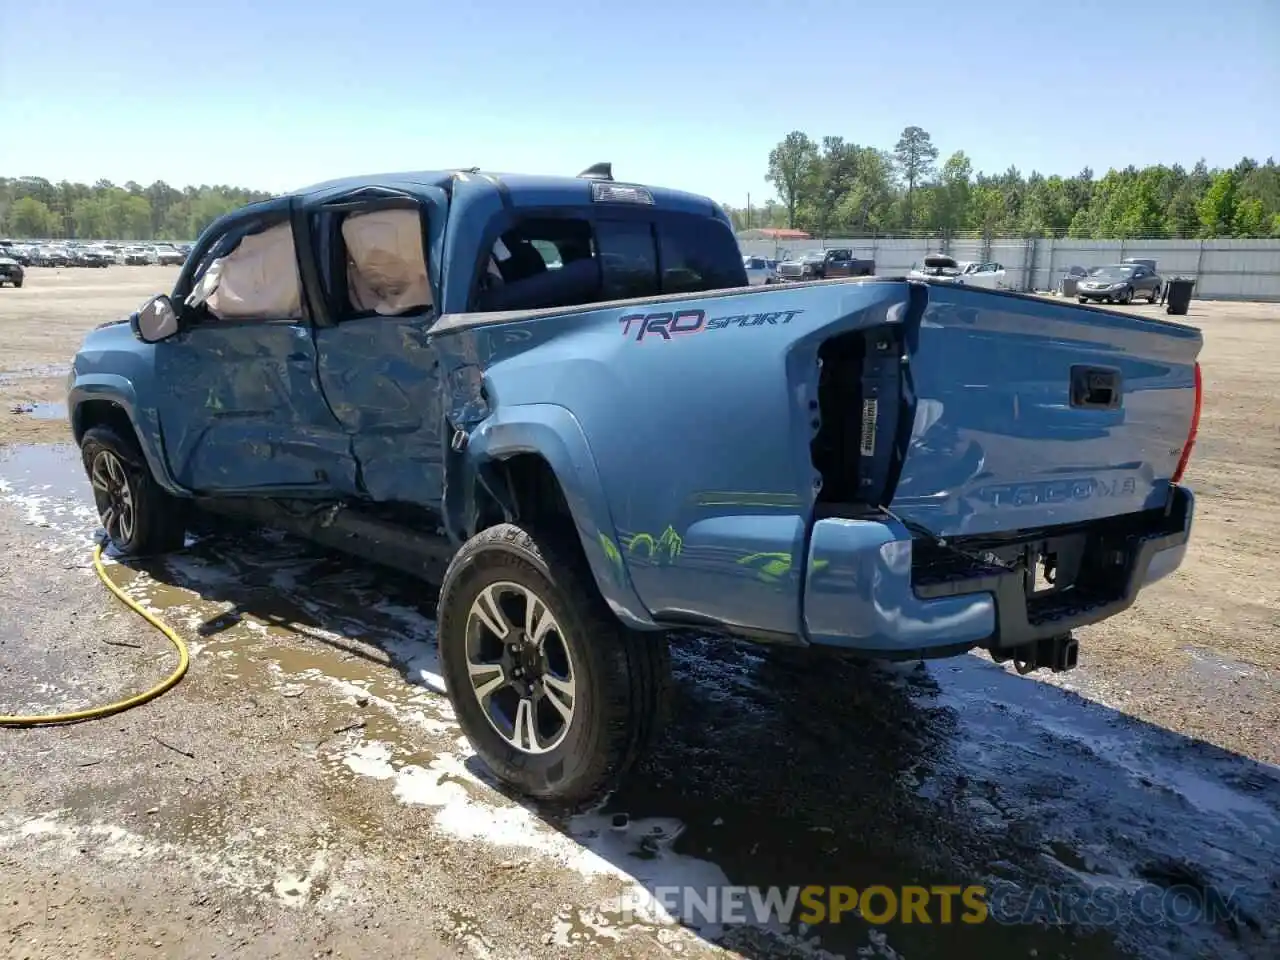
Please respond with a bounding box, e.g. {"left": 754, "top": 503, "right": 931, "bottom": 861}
{"left": 737, "top": 236, "right": 1280, "bottom": 301}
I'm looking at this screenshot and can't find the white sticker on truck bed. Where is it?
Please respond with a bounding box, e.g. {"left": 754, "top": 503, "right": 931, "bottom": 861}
{"left": 860, "top": 398, "right": 878, "bottom": 457}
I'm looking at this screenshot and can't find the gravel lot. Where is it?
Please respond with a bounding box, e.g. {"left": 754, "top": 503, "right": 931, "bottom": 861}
{"left": 1, "top": 267, "right": 1278, "bottom": 959}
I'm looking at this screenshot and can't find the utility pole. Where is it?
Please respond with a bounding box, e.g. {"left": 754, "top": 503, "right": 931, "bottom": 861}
{"left": 746, "top": 193, "right": 752, "bottom": 231}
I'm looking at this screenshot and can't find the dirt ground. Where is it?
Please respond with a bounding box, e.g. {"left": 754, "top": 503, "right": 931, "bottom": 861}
{"left": 1, "top": 267, "right": 1277, "bottom": 960}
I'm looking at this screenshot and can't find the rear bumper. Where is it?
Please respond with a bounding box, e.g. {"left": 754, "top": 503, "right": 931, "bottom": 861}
{"left": 802, "top": 486, "right": 1194, "bottom": 655}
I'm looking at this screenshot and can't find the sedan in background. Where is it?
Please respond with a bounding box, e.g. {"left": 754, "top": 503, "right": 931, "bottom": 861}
{"left": 153, "top": 244, "right": 186, "bottom": 266}
{"left": 76, "top": 247, "right": 113, "bottom": 268}
{"left": 908, "top": 255, "right": 1007, "bottom": 289}
{"left": 36, "top": 244, "right": 73, "bottom": 267}
{"left": 123, "top": 245, "right": 157, "bottom": 265}
{"left": 1077, "top": 263, "right": 1162, "bottom": 304}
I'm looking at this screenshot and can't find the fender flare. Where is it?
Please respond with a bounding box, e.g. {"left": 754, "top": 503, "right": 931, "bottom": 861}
{"left": 458, "top": 403, "right": 657, "bottom": 631}
{"left": 68, "top": 376, "right": 189, "bottom": 497}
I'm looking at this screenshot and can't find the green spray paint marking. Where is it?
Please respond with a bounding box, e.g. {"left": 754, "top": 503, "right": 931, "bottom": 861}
{"left": 598, "top": 533, "right": 624, "bottom": 575}
{"left": 624, "top": 525, "right": 684, "bottom": 566}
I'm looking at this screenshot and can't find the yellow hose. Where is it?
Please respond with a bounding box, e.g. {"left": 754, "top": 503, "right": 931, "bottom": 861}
{"left": 0, "top": 543, "right": 189, "bottom": 726}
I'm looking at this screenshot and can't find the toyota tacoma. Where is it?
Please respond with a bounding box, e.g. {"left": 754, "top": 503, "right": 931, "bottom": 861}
{"left": 66, "top": 164, "right": 1203, "bottom": 802}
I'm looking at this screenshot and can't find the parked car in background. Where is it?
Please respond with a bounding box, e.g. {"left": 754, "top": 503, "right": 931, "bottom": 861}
{"left": 777, "top": 248, "right": 875, "bottom": 281}
{"left": 76, "top": 247, "right": 113, "bottom": 268}
{"left": 124, "top": 245, "right": 157, "bottom": 265}
{"left": 1077, "top": 263, "right": 1162, "bottom": 304}
{"left": 153, "top": 244, "right": 186, "bottom": 266}
{"left": 742, "top": 255, "right": 778, "bottom": 285}
{"left": 3, "top": 244, "right": 35, "bottom": 266}
{"left": 37, "top": 244, "right": 73, "bottom": 267}
{"left": 909, "top": 256, "right": 1007, "bottom": 289}
{"left": 0, "top": 251, "right": 24, "bottom": 287}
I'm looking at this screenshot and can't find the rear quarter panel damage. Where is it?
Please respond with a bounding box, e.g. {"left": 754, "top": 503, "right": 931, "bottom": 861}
{"left": 432, "top": 281, "right": 913, "bottom": 638}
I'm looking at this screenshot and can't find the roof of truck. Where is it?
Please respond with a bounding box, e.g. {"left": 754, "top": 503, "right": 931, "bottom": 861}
{"left": 291, "top": 170, "right": 720, "bottom": 216}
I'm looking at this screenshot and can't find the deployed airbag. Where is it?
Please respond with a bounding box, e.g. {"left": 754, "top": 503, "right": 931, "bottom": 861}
{"left": 342, "top": 209, "right": 431, "bottom": 315}
{"left": 186, "top": 222, "right": 302, "bottom": 320}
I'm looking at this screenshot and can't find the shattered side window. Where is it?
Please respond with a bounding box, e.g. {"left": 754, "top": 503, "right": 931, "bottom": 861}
{"left": 340, "top": 208, "right": 432, "bottom": 317}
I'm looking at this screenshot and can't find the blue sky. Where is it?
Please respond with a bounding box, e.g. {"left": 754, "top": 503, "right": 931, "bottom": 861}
{"left": 1, "top": 0, "right": 1276, "bottom": 205}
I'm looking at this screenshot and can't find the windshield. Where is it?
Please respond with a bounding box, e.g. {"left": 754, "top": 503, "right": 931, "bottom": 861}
{"left": 1088, "top": 266, "right": 1134, "bottom": 280}
{"left": 796, "top": 249, "right": 824, "bottom": 260}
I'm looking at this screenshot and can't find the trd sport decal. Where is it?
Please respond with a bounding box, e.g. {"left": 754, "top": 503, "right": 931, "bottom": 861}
{"left": 619, "top": 308, "right": 805, "bottom": 342}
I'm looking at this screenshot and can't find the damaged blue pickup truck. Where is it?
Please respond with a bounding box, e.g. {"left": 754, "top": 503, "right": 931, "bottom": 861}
{"left": 66, "top": 164, "right": 1203, "bottom": 802}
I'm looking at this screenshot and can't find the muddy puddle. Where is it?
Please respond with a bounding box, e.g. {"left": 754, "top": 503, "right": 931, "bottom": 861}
{"left": 0, "top": 363, "right": 69, "bottom": 385}
{"left": 0, "top": 442, "right": 86, "bottom": 490}
{"left": 8, "top": 400, "right": 69, "bottom": 420}
{"left": 3, "top": 443, "right": 1279, "bottom": 959}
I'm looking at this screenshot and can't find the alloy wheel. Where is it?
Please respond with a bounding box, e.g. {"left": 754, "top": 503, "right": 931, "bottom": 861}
{"left": 90, "top": 450, "right": 136, "bottom": 546}
{"left": 464, "top": 581, "right": 577, "bottom": 754}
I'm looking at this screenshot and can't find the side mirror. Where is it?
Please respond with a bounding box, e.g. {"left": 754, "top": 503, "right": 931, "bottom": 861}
{"left": 133, "top": 295, "right": 180, "bottom": 343}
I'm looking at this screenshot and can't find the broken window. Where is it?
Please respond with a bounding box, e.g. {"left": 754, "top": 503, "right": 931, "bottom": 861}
{"left": 340, "top": 208, "right": 432, "bottom": 316}
{"left": 185, "top": 221, "right": 303, "bottom": 321}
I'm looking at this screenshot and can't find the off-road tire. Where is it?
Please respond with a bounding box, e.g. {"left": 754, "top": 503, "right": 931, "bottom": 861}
{"left": 80, "top": 425, "right": 188, "bottom": 555}
{"left": 437, "top": 521, "right": 671, "bottom": 803}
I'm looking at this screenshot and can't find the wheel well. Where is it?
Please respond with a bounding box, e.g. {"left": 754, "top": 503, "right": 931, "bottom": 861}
{"left": 73, "top": 399, "right": 137, "bottom": 446}
{"left": 477, "top": 453, "right": 571, "bottom": 532}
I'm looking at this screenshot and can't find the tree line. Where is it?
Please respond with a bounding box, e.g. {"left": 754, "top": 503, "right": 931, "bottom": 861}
{"left": 0, "top": 177, "right": 273, "bottom": 241}
{"left": 7, "top": 138, "right": 1280, "bottom": 244}
{"left": 729, "top": 127, "right": 1280, "bottom": 240}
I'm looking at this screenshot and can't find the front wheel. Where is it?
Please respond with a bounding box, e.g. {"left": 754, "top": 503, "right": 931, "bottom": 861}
{"left": 437, "top": 521, "right": 671, "bottom": 803}
{"left": 1077, "top": 296, "right": 1088, "bottom": 304}
{"left": 1118, "top": 286, "right": 1133, "bottom": 304}
{"left": 80, "top": 426, "right": 187, "bottom": 555}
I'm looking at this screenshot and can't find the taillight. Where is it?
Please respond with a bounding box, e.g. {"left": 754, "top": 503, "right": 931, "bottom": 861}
{"left": 1172, "top": 361, "right": 1202, "bottom": 484}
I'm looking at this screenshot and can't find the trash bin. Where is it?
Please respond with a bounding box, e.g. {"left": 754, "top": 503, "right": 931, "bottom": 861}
{"left": 1061, "top": 277, "right": 1080, "bottom": 298}
{"left": 1165, "top": 277, "right": 1195, "bottom": 316}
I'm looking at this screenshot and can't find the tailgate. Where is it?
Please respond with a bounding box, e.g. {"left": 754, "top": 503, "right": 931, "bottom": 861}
{"left": 890, "top": 285, "right": 1202, "bottom": 536}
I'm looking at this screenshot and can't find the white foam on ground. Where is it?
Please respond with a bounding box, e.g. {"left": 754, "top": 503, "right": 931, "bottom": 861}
{"left": 0, "top": 811, "right": 332, "bottom": 909}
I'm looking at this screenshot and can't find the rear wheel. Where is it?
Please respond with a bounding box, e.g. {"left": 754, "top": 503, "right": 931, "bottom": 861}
{"left": 1148, "top": 283, "right": 1160, "bottom": 303}
{"left": 437, "top": 521, "right": 670, "bottom": 803}
{"left": 80, "top": 426, "right": 187, "bottom": 556}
